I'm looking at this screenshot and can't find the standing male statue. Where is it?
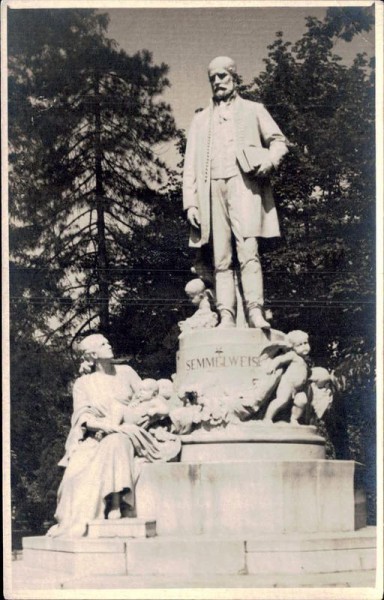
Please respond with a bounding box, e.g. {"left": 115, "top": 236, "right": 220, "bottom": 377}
{"left": 183, "top": 56, "right": 288, "bottom": 329}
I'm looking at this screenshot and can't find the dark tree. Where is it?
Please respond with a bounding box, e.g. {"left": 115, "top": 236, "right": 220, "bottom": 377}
{"left": 9, "top": 9, "right": 176, "bottom": 338}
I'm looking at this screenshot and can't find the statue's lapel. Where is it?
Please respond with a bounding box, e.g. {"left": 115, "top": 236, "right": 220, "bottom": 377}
{"left": 233, "top": 96, "right": 245, "bottom": 148}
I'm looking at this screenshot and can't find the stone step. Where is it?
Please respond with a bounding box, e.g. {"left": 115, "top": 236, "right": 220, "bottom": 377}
{"left": 22, "top": 527, "right": 376, "bottom": 577}
{"left": 63, "top": 570, "right": 377, "bottom": 590}
{"left": 11, "top": 561, "right": 377, "bottom": 591}
{"left": 87, "top": 517, "right": 156, "bottom": 539}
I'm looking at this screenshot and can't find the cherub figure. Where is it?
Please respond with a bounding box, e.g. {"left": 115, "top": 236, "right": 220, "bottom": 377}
{"left": 178, "top": 279, "right": 218, "bottom": 334}
{"left": 262, "top": 330, "right": 311, "bottom": 424}
{"left": 158, "top": 378, "right": 174, "bottom": 400}
{"left": 157, "top": 378, "right": 182, "bottom": 410}
{"left": 309, "top": 367, "right": 335, "bottom": 419}
{"left": 125, "top": 378, "right": 169, "bottom": 429}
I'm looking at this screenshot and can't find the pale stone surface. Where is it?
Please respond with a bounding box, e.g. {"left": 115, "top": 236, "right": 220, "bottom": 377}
{"left": 136, "top": 460, "right": 362, "bottom": 536}
{"left": 87, "top": 517, "right": 156, "bottom": 538}
{"left": 181, "top": 440, "right": 325, "bottom": 461}
{"left": 22, "top": 536, "right": 125, "bottom": 552}
{"left": 180, "top": 424, "right": 326, "bottom": 461}
{"left": 175, "top": 327, "right": 285, "bottom": 389}
{"left": 245, "top": 527, "right": 377, "bottom": 552}
{"left": 124, "top": 537, "right": 246, "bottom": 576}
{"left": 244, "top": 529, "right": 377, "bottom": 576}
{"left": 22, "top": 548, "right": 126, "bottom": 576}
{"left": 22, "top": 535, "right": 127, "bottom": 576}
{"left": 18, "top": 527, "right": 376, "bottom": 584}
{"left": 12, "top": 561, "right": 376, "bottom": 590}
{"left": 246, "top": 547, "right": 376, "bottom": 575}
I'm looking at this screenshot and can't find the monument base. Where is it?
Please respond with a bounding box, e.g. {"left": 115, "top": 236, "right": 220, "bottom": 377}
{"left": 22, "top": 528, "right": 376, "bottom": 580}
{"left": 136, "top": 458, "right": 366, "bottom": 536}
{"left": 180, "top": 423, "right": 326, "bottom": 461}
{"left": 20, "top": 423, "right": 374, "bottom": 587}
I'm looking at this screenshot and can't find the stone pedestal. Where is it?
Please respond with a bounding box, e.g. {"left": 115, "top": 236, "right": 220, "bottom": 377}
{"left": 180, "top": 423, "right": 326, "bottom": 461}
{"left": 20, "top": 327, "right": 376, "bottom": 587}
{"left": 175, "top": 327, "right": 285, "bottom": 388}
{"left": 22, "top": 528, "right": 376, "bottom": 580}
{"left": 136, "top": 458, "right": 364, "bottom": 537}
{"left": 87, "top": 518, "right": 156, "bottom": 539}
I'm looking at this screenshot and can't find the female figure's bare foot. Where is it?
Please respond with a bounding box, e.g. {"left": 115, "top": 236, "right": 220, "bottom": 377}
{"left": 107, "top": 508, "right": 121, "bottom": 520}
{"left": 107, "top": 492, "right": 121, "bottom": 519}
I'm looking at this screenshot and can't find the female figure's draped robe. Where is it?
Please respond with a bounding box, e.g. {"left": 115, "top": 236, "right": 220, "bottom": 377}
{"left": 47, "top": 366, "right": 180, "bottom": 538}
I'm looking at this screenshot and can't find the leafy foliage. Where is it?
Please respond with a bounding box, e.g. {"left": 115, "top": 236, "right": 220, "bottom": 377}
{"left": 238, "top": 10, "right": 375, "bottom": 517}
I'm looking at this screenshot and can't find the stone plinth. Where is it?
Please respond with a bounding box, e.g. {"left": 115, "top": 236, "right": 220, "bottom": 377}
{"left": 136, "top": 459, "right": 364, "bottom": 537}
{"left": 180, "top": 424, "right": 326, "bottom": 461}
{"left": 87, "top": 517, "right": 156, "bottom": 538}
{"left": 22, "top": 537, "right": 127, "bottom": 576}
{"left": 175, "top": 327, "right": 285, "bottom": 388}
{"left": 22, "top": 528, "right": 376, "bottom": 578}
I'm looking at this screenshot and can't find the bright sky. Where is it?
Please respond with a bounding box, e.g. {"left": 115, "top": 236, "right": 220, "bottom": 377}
{"left": 104, "top": 6, "right": 375, "bottom": 166}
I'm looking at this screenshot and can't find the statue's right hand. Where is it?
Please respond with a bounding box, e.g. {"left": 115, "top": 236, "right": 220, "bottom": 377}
{"left": 100, "top": 420, "right": 119, "bottom": 434}
{"left": 263, "top": 358, "right": 276, "bottom": 375}
{"left": 187, "top": 207, "right": 201, "bottom": 228}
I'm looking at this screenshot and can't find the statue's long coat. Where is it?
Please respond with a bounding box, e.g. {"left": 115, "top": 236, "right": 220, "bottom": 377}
{"left": 183, "top": 96, "right": 288, "bottom": 248}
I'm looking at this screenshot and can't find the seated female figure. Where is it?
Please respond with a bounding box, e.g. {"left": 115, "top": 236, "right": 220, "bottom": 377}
{"left": 47, "top": 334, "right": 179, "bottom": 538}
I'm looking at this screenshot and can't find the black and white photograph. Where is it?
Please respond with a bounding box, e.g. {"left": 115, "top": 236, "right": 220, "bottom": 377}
{"left": 3, "top": 0, "right": 383, "bottom": 597}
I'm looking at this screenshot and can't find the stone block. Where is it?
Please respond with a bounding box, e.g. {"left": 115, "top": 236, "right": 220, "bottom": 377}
{"left": 316, "top": 460, "right": 355, "bottom": 532}
{"left": 245, "top": 527, "right": 377, "bottom": 553}
{"left": 246, "top": 547, "right": 376, "bottom": 575}
{"left": 87, "top": 518, "right": 156, "bottom": 538}
{"left": 22, "top": 536, "right": 124, "bottom": 552}
{"left": 136, "top": 460, "right": 361, "bottom": 536}
{"left": 176, "top": 327, "right": 286, "bottom": 388}
{"left": 22, "top": 548, "right": 126, "bottom": 576}
{"left": 245, "top": 528, "right": 377, "bottom": 575}
{"left": 22, "top": 536, "right": 127, "bottom": 576}
{"left": 124, "top": 537, "right": 246, "bottom": 576}
{"left": 180, "top": 424, "right": 325, "bottom": 461}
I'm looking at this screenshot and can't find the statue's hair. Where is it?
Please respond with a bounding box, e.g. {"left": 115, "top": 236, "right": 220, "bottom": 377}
{"left": 140, "top": 378, "right": 159, "bottom": 393}
{"left": 185, "top": 278, "right": 205, "bottom": 295}
{"left": 77, "top": 333, "right": 104, "bottom": 375}
{"left": 207, "top": 56, "right": 240, "bottom": 85}
{"left": 286, "top": 330, "right": 309, "bottom": 347}
{"left": 78, "top": 356, "right": 96, "bottom": 376}
{"left": 309, "top": 367, "right": 331, "bottom": 384}
{"left": 158, "top": 378, "right": 174, "bottom": 399}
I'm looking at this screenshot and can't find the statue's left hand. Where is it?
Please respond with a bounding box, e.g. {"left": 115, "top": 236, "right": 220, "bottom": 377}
{"left": 119, "top": 423, "right": 162, "bottom": 457}
{"left": 255, "top": 158, "right": 274, "bottom": 178}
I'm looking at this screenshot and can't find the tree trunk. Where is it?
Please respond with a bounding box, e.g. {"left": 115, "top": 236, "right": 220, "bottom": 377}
{"left": 94, "top": 77, "right": 110, "bottom": 333}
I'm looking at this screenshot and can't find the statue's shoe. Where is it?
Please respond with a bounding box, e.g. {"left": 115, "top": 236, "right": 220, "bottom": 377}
{"left": 217, "top": 315, "right": 236, "bottom": 328}
{"left": 248, "top": 309, "right": 271, "bottom": 329}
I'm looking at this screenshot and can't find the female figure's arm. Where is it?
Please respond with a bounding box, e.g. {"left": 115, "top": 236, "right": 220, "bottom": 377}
{"left": 72, "top": 377, "right": 119, "bottom": 435}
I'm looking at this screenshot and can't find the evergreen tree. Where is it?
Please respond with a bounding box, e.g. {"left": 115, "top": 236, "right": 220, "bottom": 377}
{"left": 9, "top": 9, "right": 176, "bottom": 338}
{"left": 8, "top": 8, "right": 178, "bottom": 536}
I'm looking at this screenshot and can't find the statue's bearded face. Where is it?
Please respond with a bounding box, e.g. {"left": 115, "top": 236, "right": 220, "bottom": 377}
{"left": 208, "top": 68, "right": 235, "bottom": 101}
